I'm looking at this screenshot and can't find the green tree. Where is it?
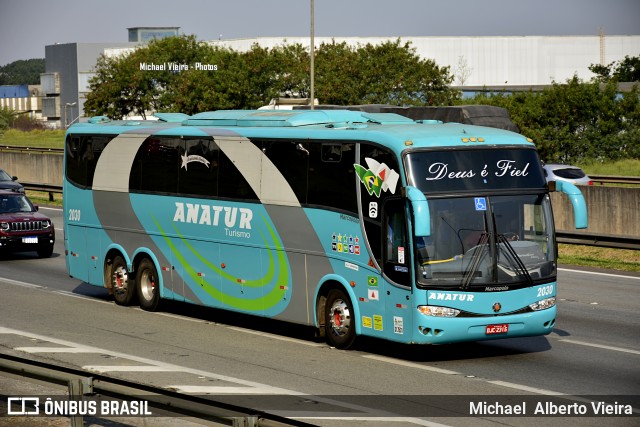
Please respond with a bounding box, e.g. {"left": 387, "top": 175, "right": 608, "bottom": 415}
{"left": 589, "top": 55, "right": 640, "bottom": 82}
{"left": 314, "top": 39, "right": 458, "bottom": 106}
{"left": 242, "top": 44, "right": 287, "bottom": 108}
{"left": 0, "top": 59, "right": 45, "bottom": 85}
{"left": 0, "top": 107, "right": 16, "bottom": 131}
{"left": 314, "top": 41, "right": 361, "bottom": 105}
{"left": 86, "top": 35, "right": 459, "bottom": 118}
{"left": 613, "top": 55, "right": 640, "bottom": 81}
{"left": 84, "top": 49, "right": 149, "bottom": 119}
{"left": 354, "top": 39, "right": 457, "bottom": 105}
{"left": 85, "top": 35, "right": 214, "bottom": 119}
{"left": 462, "top": 76, "right": 640, "bottom": 162}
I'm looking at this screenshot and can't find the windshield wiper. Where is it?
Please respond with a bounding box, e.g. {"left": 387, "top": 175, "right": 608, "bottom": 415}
{"left": 461, "top": 232, "right": 489, "bottom": 290}
{"left": 496, "top": 234, "right": 534, "bottom": 286}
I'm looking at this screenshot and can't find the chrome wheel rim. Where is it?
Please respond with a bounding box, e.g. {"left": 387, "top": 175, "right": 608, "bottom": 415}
{"left": 329, "top": 298, "right": 351, "bottom": 337}
{"left": 139, "top": 268, "right": 156, "bottom": 302}
{"left": 112, "top": 266, "right": 129, "bottom": 298}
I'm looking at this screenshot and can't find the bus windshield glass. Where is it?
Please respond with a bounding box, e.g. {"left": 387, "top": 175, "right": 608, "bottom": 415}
{"left": 406, "top": 148, "right": 546, "bottom": 193}
{"left": 415, "top": 194, "right": 556, "bottom": 288}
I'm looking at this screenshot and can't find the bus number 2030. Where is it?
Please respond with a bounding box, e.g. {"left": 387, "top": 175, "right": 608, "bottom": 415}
{"left": 68, "top": 209, "right": 81, "bottom": 222}
{"left": 537, "top": 285, "right": 554, "bottom": 297}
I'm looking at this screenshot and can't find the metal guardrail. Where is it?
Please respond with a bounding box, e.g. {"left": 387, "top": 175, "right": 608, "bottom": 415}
{"left": 0, "top": 353, "right": 309, "bottom": 427}
{"left": 556, "top": 231, "right": 640, "bottom": 250}
{"left": 590, "top": 174, "right": 640, "bottom": 186}
{"left": 0, "top": 145, "right": 63, "bottom": 154}
{"left": 22, "top": 182, "right": 63, "bottom": 202}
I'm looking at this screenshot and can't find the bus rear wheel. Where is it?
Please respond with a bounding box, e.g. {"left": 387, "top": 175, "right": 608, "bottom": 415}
{"left": 325, "top": 289, "right": 356, "bottom": 349}
{"left": 137, "top": 258, "right": 161, "bottom": 312}
{"left": 111, "top": 255, "right": 136, "bottom": 306}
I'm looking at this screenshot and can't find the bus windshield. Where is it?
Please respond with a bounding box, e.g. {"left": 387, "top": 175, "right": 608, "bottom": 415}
{"left": 415, "top": 194, "right": 556, "bottom": 289}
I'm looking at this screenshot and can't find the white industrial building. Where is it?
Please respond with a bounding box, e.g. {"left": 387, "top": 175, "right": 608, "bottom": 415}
{"left": 208, "top": 35, "right": 640, "bottom": 87}
{"left": 43, "top": 33, "right": 640, "bottom": 126}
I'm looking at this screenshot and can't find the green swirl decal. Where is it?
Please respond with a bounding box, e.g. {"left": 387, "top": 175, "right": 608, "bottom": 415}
{"left": 152, "top": 215, "right": 289, "bottom": 312}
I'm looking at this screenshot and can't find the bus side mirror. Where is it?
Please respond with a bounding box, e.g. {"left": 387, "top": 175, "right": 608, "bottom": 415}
{"left": 404, "top": 186, "right": 431, "bottom": 237}
{"left": 551, "top": 180, "right": 588, "bottom": 229}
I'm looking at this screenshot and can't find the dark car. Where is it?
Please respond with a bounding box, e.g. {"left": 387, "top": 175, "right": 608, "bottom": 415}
{"left": 0, "top": 190, "right": 55, "bottom": 257}
{"left": 0, "top": 169, "right": 24, "bottom": 193}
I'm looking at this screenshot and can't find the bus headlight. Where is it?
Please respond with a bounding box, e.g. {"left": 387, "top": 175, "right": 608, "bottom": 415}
{"left": 418, "top": 305, "right": 461, "bottom": 317}
{"left": 529, "top": 297, "right": 556, "bottom": 311}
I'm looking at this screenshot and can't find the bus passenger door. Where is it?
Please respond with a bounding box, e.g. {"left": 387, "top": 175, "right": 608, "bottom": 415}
{"left": 382, "top": 199, "right": 413, "bottom": 340}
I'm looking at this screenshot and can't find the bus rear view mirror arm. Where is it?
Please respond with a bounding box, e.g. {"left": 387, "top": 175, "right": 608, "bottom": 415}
{"left": 404, "top": 185, "right": 431, "bottom": 237}
{"left": 552, "top": 180, "right": 588, "bottom": 229}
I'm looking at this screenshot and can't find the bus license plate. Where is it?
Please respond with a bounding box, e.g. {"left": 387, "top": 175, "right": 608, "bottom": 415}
{"left": 485, "top": 324, "right": 509, "bottom": 335}
{"left": 22, "top": 237, "right": 38, "bottom": 244}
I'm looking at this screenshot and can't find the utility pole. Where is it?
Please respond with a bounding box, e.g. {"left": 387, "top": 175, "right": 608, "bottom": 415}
{"left": 599, "top": 27, "right": 605, "bottom": 66}
{"left": 310, "top": 0, "right": 315, "bottom": 110}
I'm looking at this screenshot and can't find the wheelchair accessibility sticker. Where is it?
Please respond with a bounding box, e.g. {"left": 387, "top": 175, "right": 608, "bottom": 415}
{"left": 474, "top": 197, "right": 487, "bottom": 211}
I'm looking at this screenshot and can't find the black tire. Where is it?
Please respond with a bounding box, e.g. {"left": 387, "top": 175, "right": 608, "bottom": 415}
{"left": 136, "top": 258, "right": 161, "bottom": 311}
{"left": 110, "top": 255, "right": 136, "bottom": 306}
{"left": 324, "top": 289, "right": 357, "bottom": 349}
{"left": 37, "top": 244, "right": 54, "bottom": 258}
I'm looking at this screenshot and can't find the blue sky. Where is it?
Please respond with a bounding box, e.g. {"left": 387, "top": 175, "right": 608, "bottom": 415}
{"left": 1, "top": 0, "right": 639, "bottom": 65}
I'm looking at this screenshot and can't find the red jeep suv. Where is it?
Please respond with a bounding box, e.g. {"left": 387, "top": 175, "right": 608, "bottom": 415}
{"left": 0, "top": 190, "right": 55, "bottom": 258}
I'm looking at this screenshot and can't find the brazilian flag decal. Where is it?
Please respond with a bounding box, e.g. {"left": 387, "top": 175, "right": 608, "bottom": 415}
{"left": 354, "top": 164, "right": 382, "bottom": 197}
{"left": 354, "top": 158, "right": 400, "bottom": 198}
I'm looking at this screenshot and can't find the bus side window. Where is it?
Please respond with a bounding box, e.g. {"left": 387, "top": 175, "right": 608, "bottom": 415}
{"left": 383, "top": 199, "right": 410, "bottom": 286}
{"left": 65, "top": 135, "right": 83, "bottom": 187}
{"left": 179, "top": 138, "right": 219, "bottom": 197}
{"left": 308, "top": 142, "right": 357, "bottom": 213}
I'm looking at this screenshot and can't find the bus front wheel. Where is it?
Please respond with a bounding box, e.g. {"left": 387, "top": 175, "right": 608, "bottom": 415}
{"left": 111, "top": 255, "right": 136, "bottom": 306}
{"left": 137, "top": 258, "right": 161, "bottom": 312}
{"left": 325, "top": 289, "right": 356, "bottom": 349}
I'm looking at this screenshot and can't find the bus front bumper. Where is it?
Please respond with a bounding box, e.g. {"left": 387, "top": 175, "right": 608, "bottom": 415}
{"left": 410, "top": 307, "right": 556, "bottom": 344}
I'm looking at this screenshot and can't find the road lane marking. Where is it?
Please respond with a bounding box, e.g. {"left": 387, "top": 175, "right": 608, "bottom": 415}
{"left": 558, "top": 339, "right": 640, "bottom": 355}
{"left": 486, "top": 380, "right": 566, "bottom": 395}
{"left": 140, "top": 310, "right": 212, "bottom": 323}
{"left": 14, "top": 346, "right": 98, "bottom": 353}
{"left": 362, "top": 355, "right": 461, "bottom": 375}
{"left": 226, "top": 326, "right": 325, "bottom": 347}
{"left": 294, "top": 417, "right": 448, "bottom": 426}
{"left": 0, "top": 326, "right": 296, "bottom": 394}
{"left": 558, "top": 267, "right": 640, "bottom": 281}
{"left": 0, "top": 278, "right": 44, "bottom": 289}
{"left": 83, "top": 365, "right": 185, "bottom": 373}
{"left": 0, "top": 326, "right": 449, "bottom": 425}
{"left": 487, "top": 382, "right": 640, "bottom": 414}
{"left": 4, "top": 268, "right": 638, "bottom": 421}
{"left": 167, "top": 386, "right": 283, "bottom": 394}
{"left": 51, "top": 290, "right": 111, "bottom": 303}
